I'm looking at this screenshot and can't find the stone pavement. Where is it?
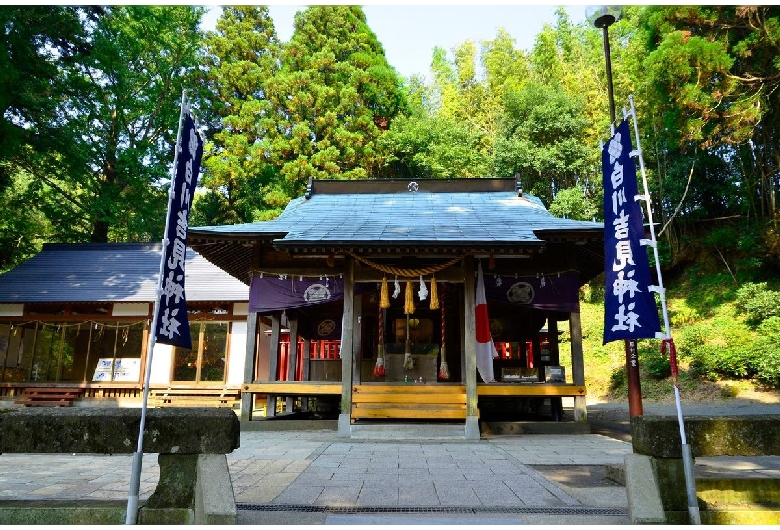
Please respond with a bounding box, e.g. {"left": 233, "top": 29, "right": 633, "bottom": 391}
{"left": 0, "top": 429, "right": 634, "bottom": 525}
{"left": 1, "top": 398, "right": 777, "bottom": 525}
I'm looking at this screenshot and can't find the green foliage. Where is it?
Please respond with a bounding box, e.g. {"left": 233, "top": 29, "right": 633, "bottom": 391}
{"left": 493, "top": 81, "right": 596, "bottom": 206}
{"left": 378, "top": 114, "right": 491, "bottom": 178}
{"left": 549, "top": 185, "right": 598, "bottom": 221}
{"left": 735, "top": 282, "right": 780, "bottom": 326}
{"left": 669, "top": 305, "right": 699, "bottom": 328}
{"left": 609, "top": 367, "right": 626, "bottom": 392}
{"left": 640, "top": 345, "right": 672, "bottom": 380}
{"left": 638, "top": 6, "right": 780, "bottom": 224}
{"left": 684, "top": 315, "right": 780, "bottom": 389}
{"left": 751, "top": 317, "right": 780, "bottom": 388}
{"left": 689, "top": 344, "right": 756, "bottom": 381}
{"left": 265, "top": 5, "right": 408, "bottom": 203}
{"left": 672, "top": 323, "right": 707, "bottom": 358}
{"left": 0, "top": 5, "right": 205, "bottom": 251}
{"left": 197, "top": 6, "right": 282, "bottom": 225}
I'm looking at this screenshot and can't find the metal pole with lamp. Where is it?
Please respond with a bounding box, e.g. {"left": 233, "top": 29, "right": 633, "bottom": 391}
{"left": 590, "top": 8, "right": 700, "bottom": 523}
{"left": 587, "top": 5, "right": 644, "bottom": 419}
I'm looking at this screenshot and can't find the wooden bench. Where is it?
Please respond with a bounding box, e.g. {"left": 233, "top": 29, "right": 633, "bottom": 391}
{"left": 148, "top": 388, "right": 241, "bottom": 408}
{"left": 351, "top": 384, "right": 467, "bottom": 421}
{"left": 13, "top": 387, "right": 81, "bottom": 407}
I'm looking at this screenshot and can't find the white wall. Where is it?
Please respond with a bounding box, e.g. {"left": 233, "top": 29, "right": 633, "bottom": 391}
{"left": 226, "top": 321, "right": 247, "bottom": 385}
{"left": 149, "top": 343, "right": 174, "bottom": 385}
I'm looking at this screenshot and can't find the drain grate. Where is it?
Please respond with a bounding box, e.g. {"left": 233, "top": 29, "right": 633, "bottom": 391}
{"left": 238, "top": 504, "right": 627, "bottom": 516}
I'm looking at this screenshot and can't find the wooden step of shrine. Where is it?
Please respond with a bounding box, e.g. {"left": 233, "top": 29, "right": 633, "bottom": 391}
{"left": 351, "top": 383, "right": 467, "bottom": 422}
{"left": 148, "top": 387, "right": 241, "bottom": 408}
{"left": 14, "top": 387, "right": 80, "bottom": 407}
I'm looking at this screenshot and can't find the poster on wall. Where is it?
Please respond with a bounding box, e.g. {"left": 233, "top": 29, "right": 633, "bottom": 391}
{"left": 92, "top": 358, "right": 141, "bottom": 382}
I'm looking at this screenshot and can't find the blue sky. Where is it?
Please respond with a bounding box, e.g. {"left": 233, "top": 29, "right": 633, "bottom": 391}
{"left": 203, "top": 3, "right": 589, "bottom": 81}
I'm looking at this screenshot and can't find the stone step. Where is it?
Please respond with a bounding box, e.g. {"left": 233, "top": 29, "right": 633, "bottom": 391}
{"left": 697, "top": 477, "right": 780, "bottom": 505}
{"left": 697, "top": 477, "right": 780, "bottom": 524}
{"left": 349, "top": 422, "right": 466, "bottom": 441}
{"left": 700, "top": 508, "right": 780, "bottom": 525}
{"left": 481, "top": 421, "right": 591, "bottom": 435}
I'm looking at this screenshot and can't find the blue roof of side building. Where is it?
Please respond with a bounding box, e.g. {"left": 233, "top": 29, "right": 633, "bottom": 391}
{"left": 0, "top": 243, "right": 248, "bottom": 304}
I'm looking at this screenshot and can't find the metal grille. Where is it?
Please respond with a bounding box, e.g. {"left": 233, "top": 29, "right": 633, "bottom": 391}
{"left": 238, "top": 504, "right": 627, "bottom": 516}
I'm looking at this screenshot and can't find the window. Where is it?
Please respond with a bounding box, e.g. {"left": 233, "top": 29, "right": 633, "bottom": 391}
{"left": 0, "top": 321, "right": 145, "bottom": 383}
{"left": 172, "top": 322, "right": 229, "bottom": 383}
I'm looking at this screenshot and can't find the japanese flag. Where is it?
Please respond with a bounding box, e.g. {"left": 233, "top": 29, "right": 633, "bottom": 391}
{"left": 475, "top": 261, "right": 497, "bottom": 382}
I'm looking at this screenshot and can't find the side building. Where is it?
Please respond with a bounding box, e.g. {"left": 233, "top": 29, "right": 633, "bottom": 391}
{"left": 0, "top": 243, "right": 249, "bottom": 408}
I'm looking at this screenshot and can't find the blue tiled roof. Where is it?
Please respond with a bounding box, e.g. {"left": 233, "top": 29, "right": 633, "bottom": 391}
{"left": 190, "top": 182, "right": 603, "bottom": 247}
{"left": 0, "top": 243, "right": 248, "bottom": 303}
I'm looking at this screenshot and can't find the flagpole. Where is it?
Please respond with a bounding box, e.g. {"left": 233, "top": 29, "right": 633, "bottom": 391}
{"left": 125, "top": 89, "right": 188, "bottom": 525}
{"left": 627, "top": 95, "right": 700, "bottom": 525}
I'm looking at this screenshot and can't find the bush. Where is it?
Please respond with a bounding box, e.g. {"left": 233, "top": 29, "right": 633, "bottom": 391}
{"left": 640, "top": 342, "right": 672, "bottom": 379}
{"left": 609, "top": 366, "right": 626, "bottom": 392}
{"left": 749, "top": 317, "right": 780, "bottom": 389}
{"left": 673, "top": 323, "right": 708, "bottom": 358}
{"left": 689, "top": 344, "right": 757, "bottom": 381}
{"left": 735, "top": 282, "right": 780, "bottom": 326}
{"left": 670, "top": 305, "right": 699, "bottom": 328}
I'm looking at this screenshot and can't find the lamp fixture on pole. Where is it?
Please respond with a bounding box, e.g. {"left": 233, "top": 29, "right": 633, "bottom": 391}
{"left": 586, "top": 6, "right": 622, "bottom": 125}
{"left": 588, "top": 5, "right": 644, "bottom": 419}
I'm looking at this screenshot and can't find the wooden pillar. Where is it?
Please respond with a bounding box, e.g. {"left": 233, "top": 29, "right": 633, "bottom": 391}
{"left": 532, "top": 334, "right": 542, "bottom": 377}
{"left": 569, "top": 310, "right": 587, "bottom": 422}
{"left": 352, "top": 289, "right": 362, "bottom": 384}
{"left": 286, "top": 315, "right": 299, "bottom": 412}
{"left": 548, "top": 316, "right": 563, "bottom": 421}
{"left": 626, "top": 339, "right": 643, "bottom": 417}
{"left": 241, "top": 311, "right": 259, "bottom": 421}
{"left": 548, "top": 317, "right": 560, "bottom": 365}
{"left": 338, "top": 257, "right": 355, "bottom": 437}
{"left": 266, "top": 313, "right": 281, "bottom": 418}
{"left": 463, "top": 257, "right": 479, "bottom": 439}
{"left": 459, "top": 287, "right": 466, "bottom": 383}
{"left": 301, "top": 337, "right": 311, "bottom": 410}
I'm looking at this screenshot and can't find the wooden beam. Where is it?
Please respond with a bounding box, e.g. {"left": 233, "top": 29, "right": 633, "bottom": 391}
{"left": 243, "top": 382, "right": 342, "bottom": 395}
{"left": 241, "top": 311, "right": 258, "bottom": 421}
{"left": 463, "top": 257, "right": 477, "bottom": 417}
{"left": 301, "top": 337, "right": 311, "bottom": 410}
{"left": 353, "top": 267, "right": 466, "bottom": 283}
{"left": 352, "top": 288, "right": 362, "bottom": 384}
{"left": 569, "top": 310, "right": 587, "bottom": 422}
{"left": 339, "top": 256, "right": 355, "bottom": 414}
{"left": 266, "top": 313, "right": 281, "bottom": 417}
{"left": 476, "top": 385, "right": 586, "bottom": 397}
{"left": 286, "top": 315, "right": 299, "bottom": 412}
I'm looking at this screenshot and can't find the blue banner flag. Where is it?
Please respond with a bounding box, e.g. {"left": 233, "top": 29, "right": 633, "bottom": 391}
{"left": 603, "top": 120, "right": 661, "bottom": 344}
{"left": 154, "top": 113, "right": 204, "bottom": 349}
